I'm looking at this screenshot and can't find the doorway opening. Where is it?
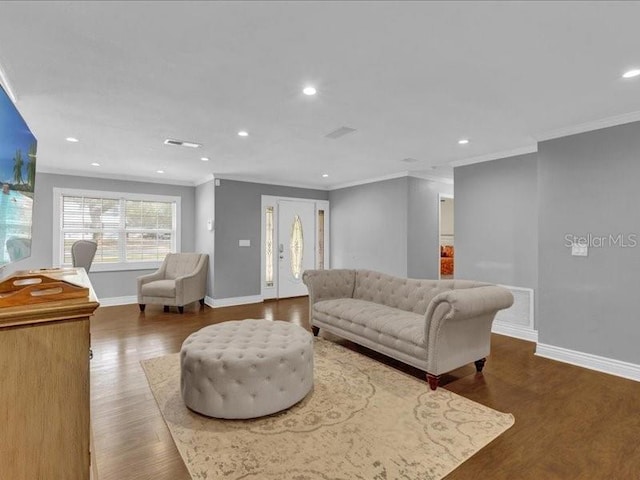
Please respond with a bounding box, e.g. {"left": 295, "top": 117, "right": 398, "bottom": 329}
{"left": 261, "top": 196, "right": 330, "bottom": 299}
{"left": 439, "top": 194, "right": 454, "bottom": 279}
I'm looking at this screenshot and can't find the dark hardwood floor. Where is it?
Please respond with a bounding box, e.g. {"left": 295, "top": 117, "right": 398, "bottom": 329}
{"left": 90, "top": 298, "right": 640, "bottom": 480}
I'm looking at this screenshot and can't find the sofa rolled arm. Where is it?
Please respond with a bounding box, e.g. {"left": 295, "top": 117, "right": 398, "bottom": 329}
{"left": 427, "top": 285, "right": 514, "bottom": 324}
{"left": 424, "top": 285, "right": 514, "bottom": 375}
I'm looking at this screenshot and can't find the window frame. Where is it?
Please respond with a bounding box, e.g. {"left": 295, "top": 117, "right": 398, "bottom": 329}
{"left": 52, "top": 187, "right": 181, "bottom": 272}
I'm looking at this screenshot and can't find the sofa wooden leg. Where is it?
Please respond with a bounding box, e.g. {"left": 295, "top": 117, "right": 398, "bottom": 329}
{"left": 139, "top": 304, "right": 146, "bottom": 312}
{"left": 163, "top": 306, "right": 169, "bottom": 313}
{"left": 178, "top": 306, "right": 184, "bottom": 314}
{"left": 426, "top": 373, "right": 440, "bottom": 390}
{"left": 199, "top": 298, "right": 205, "bottom": 306}
{"left": 311, "top": 326, "right": 320, "bottom": 336}
{"left": 474, "top": 358, "right": 487, "bottom": 373}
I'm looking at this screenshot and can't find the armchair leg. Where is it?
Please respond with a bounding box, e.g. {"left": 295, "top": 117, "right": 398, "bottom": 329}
{"left": 474, "top": 358, "right": 487, "bottom": 373}
{"left": 178, "top": 306, "right": 184, "bottom": 314}
{"left": 139, "top": 304, "right": 145, "bottom": 312}
{"left": 426, "top": 373, "right": 440, "bottom": 390}
{"left": 199, "top": 298, "right": 205, "bottom": 306}
{"left": 311, "top": 326, "right": 320, "bottom": 336}
{"left": 163, "top": 306, "right": 169, "bottom": 313}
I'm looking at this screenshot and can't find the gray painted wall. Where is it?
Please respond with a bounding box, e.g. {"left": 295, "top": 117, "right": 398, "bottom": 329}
{"left": 214, "top": 179, "right": 328, "bottom": 299}
{"left": 538, "top": 122, "right": 640, "bottom": 364}
{"left": 195, "top": 180, "right": 215, "bottom": 298}
{"left": 454, "top": 153, "right": 538, "bottom": 289}
{"left": 407, "top": 177, "right": 453, "bottom": 279}
{"left": 5, "top": 173, "right": 196, "bottom": 299}
{"left": 330, "top": 177, "right": 409, "bottom": 277}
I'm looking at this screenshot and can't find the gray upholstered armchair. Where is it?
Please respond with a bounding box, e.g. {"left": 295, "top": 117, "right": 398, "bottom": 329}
{"left": 137, "top": 253, "right": 209, "bottom": 314}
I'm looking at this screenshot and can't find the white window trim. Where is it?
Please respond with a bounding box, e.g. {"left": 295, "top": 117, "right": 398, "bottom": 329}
{"left": 52, "top": 187, "right": 182, "bottom": 272}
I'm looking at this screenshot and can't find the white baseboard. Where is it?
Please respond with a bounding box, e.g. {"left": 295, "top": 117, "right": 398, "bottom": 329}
{"left": 206, "top": 294, "right": 263, "bottom": 308}
{"left": 99, "top": 294, "right": 264, "bottom": 309}
{"left": 492, "top": 321, "right": 538, "bottom": 343}
{"left": 99, "top": 295, "right": 137, "bottom": 307}
{"left": 536, "top": 343, "right": 640, "bottom": 382}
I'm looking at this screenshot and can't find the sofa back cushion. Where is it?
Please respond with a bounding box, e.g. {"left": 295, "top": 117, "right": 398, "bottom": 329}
{"left": 353, "top": 270, "right": 487, "bottom": 315}
{"left": 164, "top": 253, "right": 203, "bottom": 280}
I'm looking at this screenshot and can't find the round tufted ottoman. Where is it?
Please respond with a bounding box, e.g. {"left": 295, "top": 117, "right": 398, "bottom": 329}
{"left": 180, "top": 320, "right": 314, "bottom": 419}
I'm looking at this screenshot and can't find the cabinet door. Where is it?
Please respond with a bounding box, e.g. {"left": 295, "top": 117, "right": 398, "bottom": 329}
{"left": 0, "top": 318, "right": 90, "bottom": 479}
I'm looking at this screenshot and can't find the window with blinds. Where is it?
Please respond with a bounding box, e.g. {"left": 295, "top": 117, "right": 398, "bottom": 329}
{"left": 54, "top": 189, "right": 180, "bottom": 271}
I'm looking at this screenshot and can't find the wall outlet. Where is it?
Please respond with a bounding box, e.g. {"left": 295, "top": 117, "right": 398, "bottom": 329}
{"left": 571, "top": 242, "right": 588, "bottom": 257}
{"left": 239, "top": 239, "right": 250, "bottom": 247}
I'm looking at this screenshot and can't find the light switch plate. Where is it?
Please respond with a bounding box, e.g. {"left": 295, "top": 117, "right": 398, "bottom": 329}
{"left": 571, "top": 243, "right": 588, "bottom": 256}
{"left": 239, "top": 239, "right": 250, "bottom": 247}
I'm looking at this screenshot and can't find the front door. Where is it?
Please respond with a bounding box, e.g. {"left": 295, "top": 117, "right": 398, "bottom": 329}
{"left": 277, "top": 200, "right": 316, "bottom": 298}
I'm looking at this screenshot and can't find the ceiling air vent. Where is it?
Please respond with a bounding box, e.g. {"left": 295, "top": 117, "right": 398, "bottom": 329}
{"left": 325, "top": 126, "right": 357, "bottom": 139}
{"left": 164, "top": 139, "right": 202, "bottom": 148}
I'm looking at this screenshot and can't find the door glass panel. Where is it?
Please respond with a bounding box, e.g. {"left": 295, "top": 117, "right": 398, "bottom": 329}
{"left": 318, "top": 210, "right": 325, "bottom": 269}
{"left": 265, "top": 206, "right": 274, "bottom": 286}
{"left": 290, "top": 215, "right": 303, "bottom": 279}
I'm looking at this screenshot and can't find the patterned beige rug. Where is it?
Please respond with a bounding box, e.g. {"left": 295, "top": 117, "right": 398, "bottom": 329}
{"left": 142, "top": 339, "right": 514, "bottom": 480}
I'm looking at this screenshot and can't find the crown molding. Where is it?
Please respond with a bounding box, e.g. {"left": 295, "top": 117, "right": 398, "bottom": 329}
{"left": 214, "top": 174, "right": 329, "bottom": 191}
{"left": 37, "top": 166, "right": 196, "bottom": 187}
{"left": 329, "top": 170, "right": 456, "bottom": 190}
{"left": 447, "top": 145, "right": 538, "bottom": 168}
{"left": 537, "top": 110, "right": 640, "bottom": 142}
{"left": 329, "top": 171, "right": 409, "bottom": 190}
{"left": 408, "top": 172, "right": 454, "bottom": 185}
{"left": 194, "top": 173, "right": 215, "bottom": 186}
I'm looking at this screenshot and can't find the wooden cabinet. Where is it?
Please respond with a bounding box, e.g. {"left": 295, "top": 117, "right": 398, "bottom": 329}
{"left": 0, "top": 269, "right": 99, "bottom": 479}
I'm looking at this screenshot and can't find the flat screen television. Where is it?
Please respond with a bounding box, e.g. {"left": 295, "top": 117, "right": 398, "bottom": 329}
{"left": 0, "top": 84, "right": 36, "bottom": 268}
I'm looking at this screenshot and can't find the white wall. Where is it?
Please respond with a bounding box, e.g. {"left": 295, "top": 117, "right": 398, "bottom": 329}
{"left": 439, "top": 197, "right": 454, "bottom": 238}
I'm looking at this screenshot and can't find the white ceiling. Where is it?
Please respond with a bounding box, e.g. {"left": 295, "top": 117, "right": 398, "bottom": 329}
{"left": 0, "top": 1, "right": 639, "bottom": 189}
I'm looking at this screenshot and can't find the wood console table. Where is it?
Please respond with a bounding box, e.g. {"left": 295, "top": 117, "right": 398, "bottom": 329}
{"left": 0, "top": 268, "right": 99, "bottom": 479}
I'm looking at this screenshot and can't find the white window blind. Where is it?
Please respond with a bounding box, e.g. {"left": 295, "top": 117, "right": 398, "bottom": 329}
{"left": 54, "top": 189, "right": 180, "bottom": 272}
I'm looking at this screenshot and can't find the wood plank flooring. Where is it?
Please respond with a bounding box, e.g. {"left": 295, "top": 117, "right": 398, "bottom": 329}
{"left": 90, "top": 298, "right": 640, "bottom": 480}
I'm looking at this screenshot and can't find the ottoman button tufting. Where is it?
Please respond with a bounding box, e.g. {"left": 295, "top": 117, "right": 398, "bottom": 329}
{"left": 180, "top": 319, "right": 314, "bottom": 419}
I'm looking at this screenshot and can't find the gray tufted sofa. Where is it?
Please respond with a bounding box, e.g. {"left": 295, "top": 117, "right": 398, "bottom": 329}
{"left": 302, "top": 269, "right": 513, "bottom": 390}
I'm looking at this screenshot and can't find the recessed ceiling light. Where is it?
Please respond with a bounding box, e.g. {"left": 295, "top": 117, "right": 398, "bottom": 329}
{"left": 458, "top": 139, "right": 470, "bottom": 145}
{"left": 238, "top": 131, "right": 249, "bottom": 137}
{"left": 91, "top": 162, "right": 100, "bottom": 167}
{"left": 66, "top": 137, "right": 79, "bottom": 143}
{"left": 322, "top": 173, "right": 329, "bottom": 178}
{"left": 622, "top": 68, "right": 640, "bottom": 79}
{"left": 156, "top": 170, "right": 165, "bottom": 174}
{"left": 200, "top": 157, "right": 210, "bottom": 162}
{"left": 303, "top": 86, "right": 317, "bottom": 96}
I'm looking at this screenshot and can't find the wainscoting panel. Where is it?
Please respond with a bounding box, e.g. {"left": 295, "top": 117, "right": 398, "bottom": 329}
{"left": 492, "top": 285, "right": 537, "bottom": 342}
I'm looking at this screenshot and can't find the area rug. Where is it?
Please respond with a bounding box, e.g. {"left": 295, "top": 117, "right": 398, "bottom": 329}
{"left": 142, "top": 339, "right": 514, "bottom": 480}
